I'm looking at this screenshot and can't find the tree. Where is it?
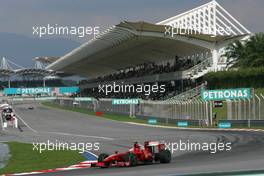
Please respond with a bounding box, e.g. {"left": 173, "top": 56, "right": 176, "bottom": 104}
{"left": 223, "top": 33, "right": 264, "bottom": 68}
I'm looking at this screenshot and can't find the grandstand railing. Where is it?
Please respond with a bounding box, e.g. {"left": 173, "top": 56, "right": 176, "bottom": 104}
{"left": 36, "top": 91, "right": 264, "bottom": 127}
{"left": 187, "top": 57, "right": 213, "bottom": 79}
{"left": 80, "top": 71, "right": 189, "bottom": 89}
{"left": 166, "top": 84, "right": 205, "bottom": 101}
{"left": 80, "top": 57, "right": 213, "bottom": 90}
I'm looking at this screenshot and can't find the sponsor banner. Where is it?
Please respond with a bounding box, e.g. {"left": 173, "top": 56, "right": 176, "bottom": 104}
{"left": 4, "top": 87, "right": 51, "bottom": 95}
{"left": 112, "top": 99, "right": 139, "bottom": 105}
{"left": 177, "top": 121, "right": 188, "bottom": 127}
{"left": 74, "top": 97, "right": 92, "bottom": 101}
{"left": 11, "top": 97, "right": 56, "bottom": 101}
{"left": 201, "top": 88, "right": 251, "bottom": 101}
{"left": 3, "top": 87, "right": 80, "bottom": 95}
{"left": 12, "top": 98, "right": 24, "bottom": 101}
{"left": 3, "top": 88, "right": 18, "bottom": 95}
{"left": 35, "top": 97, "right": 57, "bottom": 101}
{"left": 218, "top": 122, "right": 231, "bottom": 128}
{"left": 59, "top": 87, "right": 80, "bottom": 94}
{"left": 148, "top": 119, "right": 157, "bottom": 124}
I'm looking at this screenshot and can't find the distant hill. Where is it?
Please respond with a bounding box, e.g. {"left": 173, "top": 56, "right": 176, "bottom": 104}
{"left": 0, "top": 33, "right": 81, "bottom": 68}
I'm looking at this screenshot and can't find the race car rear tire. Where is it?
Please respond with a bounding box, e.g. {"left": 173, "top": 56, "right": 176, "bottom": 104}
{"left": 129, "top": 153, "right": 137, "bottom": 167}
{"left": 98, "top": 153, "right": 109, "bottom": 168}
{"left": 159, "top": 149, "right": 171, "bottom": 163}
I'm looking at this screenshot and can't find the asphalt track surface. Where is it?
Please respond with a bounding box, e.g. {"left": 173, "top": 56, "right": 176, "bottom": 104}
{"left": 1, "top": 102, "right": 264, "bottom": 176}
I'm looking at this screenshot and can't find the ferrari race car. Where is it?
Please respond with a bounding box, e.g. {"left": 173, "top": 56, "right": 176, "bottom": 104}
{"left": 96, "top": 141, "right": 171, "bottom": 168}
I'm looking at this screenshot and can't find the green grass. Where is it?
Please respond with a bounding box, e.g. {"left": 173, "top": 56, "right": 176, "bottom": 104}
{"left": 42, "top": 102, "right": 198, "bottom": 128}
{"left": 42, "top": 102, "right": 148, "bottom": 124}
{"left": 0, "top": 142, "right": 84, "bottom": 175}
{"left": 212, "top": 102, "right": 227, "bottom": 120}
{"left": 43, "top": 102, "right": 198, "bottom": 128}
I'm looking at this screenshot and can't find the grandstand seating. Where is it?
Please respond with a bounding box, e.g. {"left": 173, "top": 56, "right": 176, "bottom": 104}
{"left": 78, "top": 56, "right": 207, "bottom": 100}
{"left": 80, "top": 57, "right": 200, "bottom": 85}
{"left": 0, "top": 79, "right": 66, "bottom": 90}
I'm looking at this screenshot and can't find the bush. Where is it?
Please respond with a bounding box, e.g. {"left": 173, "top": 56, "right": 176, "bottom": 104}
{"left": 204, "top": 67, "right": 264, "bottom": 89}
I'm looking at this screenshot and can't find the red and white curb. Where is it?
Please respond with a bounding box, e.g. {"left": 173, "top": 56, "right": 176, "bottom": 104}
{"left": 2, "top": 161, "right": 97, "bottom": 176}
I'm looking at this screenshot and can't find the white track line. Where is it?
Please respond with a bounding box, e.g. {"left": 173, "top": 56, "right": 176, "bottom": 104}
{"left": 0, "top": 114, "right": 6, "bottom": 131}
{"left": 15, "top": 113, "right": 38, "bottom": 133}
{"left": 44, "top": 131, "right": 114, "bottom": 140}
{"left": 12, "top": 106, "right": 114, "bottom": 140}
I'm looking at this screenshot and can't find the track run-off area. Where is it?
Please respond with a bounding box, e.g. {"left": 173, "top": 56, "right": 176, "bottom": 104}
{"left": 1, "top": 102, "right": 264, "bottom": 176}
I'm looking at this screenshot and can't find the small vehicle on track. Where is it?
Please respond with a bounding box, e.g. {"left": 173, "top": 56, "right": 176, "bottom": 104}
{"left": 96, "top": 141, "right": 171, "bottom": 168}
{"left": 28, "top": 106, "right": 34, "bottom": 110}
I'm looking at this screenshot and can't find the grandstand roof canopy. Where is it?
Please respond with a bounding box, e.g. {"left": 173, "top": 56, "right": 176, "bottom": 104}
{"left": 0, "top": 69, "right": 15, "bottom": 77}
{"left": 35, "top": 57, "right": 60, "bottom": 65}
{"left": 47, "top": 21, "right": 245, "bottom": 78}
{"left": 0, "top": 57, "right": 58, "bottom": 79}
{"left": 0, "top": 57, "right": 15, "bottom": 77}
{"left": 15, "top": 68, "right": 54, "bottom": 77}
{"left": 48, "top": 0, "right": 251, "bottom": 78}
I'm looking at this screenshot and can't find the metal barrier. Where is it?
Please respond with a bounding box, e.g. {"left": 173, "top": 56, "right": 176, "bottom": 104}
{"left": 37, "top": 93, "right": 264, "bottom": 127}
{"left": 219, "top": 120, "right": 264, "bottom": 127}
{"left": 167, "top": 84, "right": 205, "bottom": 101}
{"left": 138, "top": 99, "right": 211, "bottom": 121}
{"left": 52, "top": 97, "right": 213, "bottom": 126}
{"left": 226, "top": 94, "right": 264, "bottom": 120}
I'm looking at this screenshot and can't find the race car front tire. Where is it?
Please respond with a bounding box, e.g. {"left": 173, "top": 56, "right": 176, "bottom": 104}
{"left": 129, "top": 153, "right": 137, "bottom": 167}
{"left": 98, "top": 153, "right": 110, "bottom": 168}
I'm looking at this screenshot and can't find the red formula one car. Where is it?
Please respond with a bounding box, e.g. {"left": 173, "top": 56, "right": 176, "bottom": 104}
{"left": 96, "top": 141, "right": 171, "bottom": 168}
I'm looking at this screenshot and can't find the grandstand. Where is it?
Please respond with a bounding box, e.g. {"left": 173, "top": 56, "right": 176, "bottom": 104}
{"left": 51, "top": 2, "right": 250, "bottom": 100}
{"left": 0, "top": 1, "right": 251, "bottom": 101}
{"left": 34, "top": 57, "right": 60, "bottom": 67}
{"left": 0, "top": 57, "right": 14, "bottom": 89}
{"left": 0, "top": 57, "right": 68, "bottom": 90}
{"left": 46, "top": 0, "right": 251, "bottom": 100}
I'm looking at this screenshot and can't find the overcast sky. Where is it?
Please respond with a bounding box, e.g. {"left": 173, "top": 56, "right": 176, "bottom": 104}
{"left": 0, "top": 0, "right": 263, "bottom": 42}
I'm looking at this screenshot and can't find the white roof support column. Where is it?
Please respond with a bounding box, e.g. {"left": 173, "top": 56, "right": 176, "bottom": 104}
{"left": 212, "top": 1, "right": 217, "bottom": 36}
{"left": 211, "top": 47, "right": 219, "bottom": 71}
{"left": 157, "top": 0, "right": 251, "bottom": 36}
{"left": 1, "top": 57, "right": 11, "bottom": 70}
